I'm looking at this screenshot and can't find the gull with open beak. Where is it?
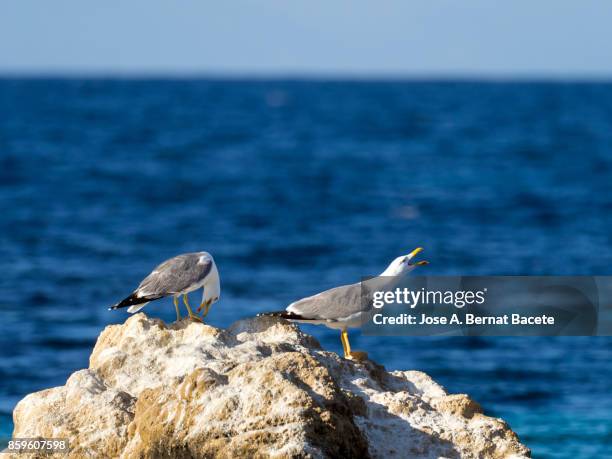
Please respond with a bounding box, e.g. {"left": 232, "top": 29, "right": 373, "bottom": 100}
{"left": 260, "top": 248, "right": 429, "bottom": 361}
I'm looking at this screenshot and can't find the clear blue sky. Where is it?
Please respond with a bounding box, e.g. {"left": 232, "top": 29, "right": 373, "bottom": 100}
{"left": 1, "top": 0, "right": 610, "bottom": 77}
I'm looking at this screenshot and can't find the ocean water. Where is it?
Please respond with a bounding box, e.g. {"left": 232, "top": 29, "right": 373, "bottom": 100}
{"left": 1, "top": 79, "right": 611, "bottom": 457}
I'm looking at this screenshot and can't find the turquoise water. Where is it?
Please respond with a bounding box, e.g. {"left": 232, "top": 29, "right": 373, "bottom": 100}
{"left": 1, "top": 79, "right": 611, "bottom": 457}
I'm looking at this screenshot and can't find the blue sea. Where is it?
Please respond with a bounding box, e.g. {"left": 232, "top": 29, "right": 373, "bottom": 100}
{"left": 1, "top": 79, "right": 611, "bottom": 458}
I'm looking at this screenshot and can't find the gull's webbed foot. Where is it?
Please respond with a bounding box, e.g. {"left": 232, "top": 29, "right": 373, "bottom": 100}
{"left": 183, "top": 294, "right": 204, "bottom": 323}
{"left": 340, "top": 329, "right": 367, "bottom": 361}
{"left": 188, "top": 313, "right": 204, "bottom": 323}
{"left": 346, "top": 351, "right": 369, "bottom": 361}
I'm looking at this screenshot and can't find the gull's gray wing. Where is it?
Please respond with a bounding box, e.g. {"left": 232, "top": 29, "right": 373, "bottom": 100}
{"left": 136, "top": 252, "right": 212, "bottom": 297}
{"left": 287, "top": 282, "right": 369, "bottom": 321}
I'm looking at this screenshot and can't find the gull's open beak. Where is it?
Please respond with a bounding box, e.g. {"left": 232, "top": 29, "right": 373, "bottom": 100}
{"left": 407, "top": 247, "right": 429, "bottom": 266}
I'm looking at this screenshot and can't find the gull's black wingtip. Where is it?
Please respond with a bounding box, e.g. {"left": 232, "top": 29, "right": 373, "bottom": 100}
{"left": 257, "top": 311, "right": 285, "bottom": 317}
{"left": 110, "top": 292, "right": 159, "bottom": 311}
{"left": 258, "top": 311, "right": 308, "bottom": 320}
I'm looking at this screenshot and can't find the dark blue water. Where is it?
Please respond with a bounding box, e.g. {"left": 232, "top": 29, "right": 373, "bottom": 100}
{"left": 1, "top": 79, "right": 611, "bottom": 457}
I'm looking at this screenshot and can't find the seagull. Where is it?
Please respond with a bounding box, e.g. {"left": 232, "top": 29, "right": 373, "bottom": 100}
{"left": 260, "top": 248, "right": 428, "bottom": 360}
{"left": 109, "top": 252, "right": 221, "bottom": 322}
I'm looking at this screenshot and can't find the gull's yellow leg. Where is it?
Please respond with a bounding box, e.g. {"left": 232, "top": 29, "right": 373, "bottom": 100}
{"left": 173, "top": 296, "right": 181, "bottom": 322}
{"left": 340, "top": 329, "right": 351, "bottom": 358}
{"left": 183, "top": 294, "right": 203, "bottom": 323}
{"left": 341, "top": 329, "right": 368, "bottom": 361}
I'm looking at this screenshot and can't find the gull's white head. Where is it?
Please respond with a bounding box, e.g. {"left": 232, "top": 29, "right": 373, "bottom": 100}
{"left": 380, "top": 247, "right": 429, "bottom": 276}
{"left": 199, "top": 252, "right": 221, "bottom": 307}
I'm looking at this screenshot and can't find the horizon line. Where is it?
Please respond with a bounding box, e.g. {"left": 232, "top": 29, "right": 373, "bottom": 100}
{"left": 1, "top": 69, "right": 612, "bottom": 83}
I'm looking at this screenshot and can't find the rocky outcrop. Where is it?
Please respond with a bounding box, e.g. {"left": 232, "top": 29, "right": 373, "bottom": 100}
{"left": 12, "top": 314, "right": 530, "bottom": 458}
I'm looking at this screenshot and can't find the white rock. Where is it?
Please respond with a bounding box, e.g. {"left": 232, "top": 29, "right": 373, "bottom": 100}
{"left": 11, "top": 314, "right": 530, "bottom": 458}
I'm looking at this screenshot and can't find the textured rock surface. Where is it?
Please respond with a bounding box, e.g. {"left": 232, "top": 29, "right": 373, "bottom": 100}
{"left": 12, "top": 314, "right": 530, "bottom": 458}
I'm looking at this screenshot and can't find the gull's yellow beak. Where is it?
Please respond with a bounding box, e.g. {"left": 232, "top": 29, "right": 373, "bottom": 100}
{"left": 407, "top": 247, "right": 429, "bottom": 266}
